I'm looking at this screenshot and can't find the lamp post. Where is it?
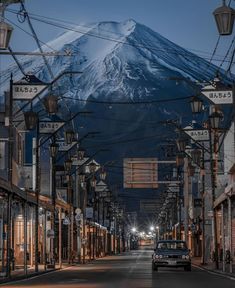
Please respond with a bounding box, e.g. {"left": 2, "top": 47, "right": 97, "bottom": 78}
{"left": 24, "top": 95, "right": 58, "bottom": 272}
{"left": 64, "top": 157, "right": 74, "bottom": 264}
{"left": 191, "top": 148, "right": 206, "bottom": 265}
{"left": 208, "top": 110, "right": 223, "bottom": 270}
{"left": 49, "top": 141, "right": 58, "bottom": 267}
{"left": 90, "top": 175, "right": 97, "bottom": 258}
{"left": 213, "top": 0, "right": 235, "bottom": 35}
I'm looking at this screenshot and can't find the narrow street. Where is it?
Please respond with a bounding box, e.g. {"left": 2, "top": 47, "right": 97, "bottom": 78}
{"left": 2, "top": 249, "right": 235, "bottom": 288}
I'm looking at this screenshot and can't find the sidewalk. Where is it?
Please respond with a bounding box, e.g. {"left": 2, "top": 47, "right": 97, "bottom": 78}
{"left": 0, "top": 264, "right": 65, "bottom": 285}
{"left": 192, "top": 257, "right": 235, "bottom": 279}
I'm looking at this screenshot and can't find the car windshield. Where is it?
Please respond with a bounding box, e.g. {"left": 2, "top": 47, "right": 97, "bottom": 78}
{"left": 157, "top": 241, "right": 187, "bottom": 250}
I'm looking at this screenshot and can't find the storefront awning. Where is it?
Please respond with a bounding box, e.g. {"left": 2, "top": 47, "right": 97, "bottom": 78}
{"left": 0, "top": 176, "right": 37, "bottom": 204}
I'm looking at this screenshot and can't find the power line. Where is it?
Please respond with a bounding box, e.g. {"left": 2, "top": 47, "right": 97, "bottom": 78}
{"left": 18, "top": 1, "right": 54, "bottom": 80}
{"left": 6, "top": 8, "right": 234, "bottom": 63}
{"left": 61, "top": 94, "right": 192, "bottom": 105}
{"left": 6, "top": 8, "right": 235, "bottom": 66}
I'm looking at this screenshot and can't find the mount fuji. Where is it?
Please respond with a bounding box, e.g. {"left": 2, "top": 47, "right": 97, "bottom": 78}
{"left": 0, "top": 19, "right": 230, "bottom": 212}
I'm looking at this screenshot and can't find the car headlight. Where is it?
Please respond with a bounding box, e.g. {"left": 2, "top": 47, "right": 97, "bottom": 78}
{"left": 155, "top": 255, "right": 163, "bottom": 259}
{"left": 182, "top": 255, "right": 190, "bottom": 260}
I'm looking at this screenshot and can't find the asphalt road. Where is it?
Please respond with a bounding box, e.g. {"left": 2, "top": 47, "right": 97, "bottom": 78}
{"left": 1, "top": 249, "right": 235, "bottom": 288}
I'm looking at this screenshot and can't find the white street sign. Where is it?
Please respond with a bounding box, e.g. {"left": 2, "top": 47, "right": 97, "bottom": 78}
{"left": 95, "top": 180, "right": 107, "bottom": 192}
{"left": 75, "top": 208, "right": 82, "bottom": 215}
{"left": 201, "top": 86, "right": 233, "bottom": 104}
{"left": 72, "top": 157, "right": 89, "bottom": 166}
{"left": 13, "top": 84, "right": 46, "bottom": 100}
{"left": 75, "top": 214, "right": 81, "bottom": 221}
{"left": 85, "top": 207, "right": 93, "bottom": 219}
{"left": 58, "top": 140, "right": 77, "bottom": 151}
{"left": 39, "top": 121, "right": 65, "bottom": 134}
{"left": 184, "top": 127, "right": 209, "bottom": 141}
{"left": 63, "top": 217, "right": 70, "bottom": 225}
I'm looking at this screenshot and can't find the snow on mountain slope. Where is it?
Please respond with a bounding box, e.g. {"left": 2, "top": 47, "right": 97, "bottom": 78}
{"left": 0, "top": 19, "right": 223, "bottom": 101}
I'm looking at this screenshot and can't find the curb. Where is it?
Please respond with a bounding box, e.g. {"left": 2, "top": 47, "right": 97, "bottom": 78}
{"left": 0, "top": 266, "right": 65, "bottom": 286}
{"left": 192, "top": 263, "right": 235, "bottom": 280}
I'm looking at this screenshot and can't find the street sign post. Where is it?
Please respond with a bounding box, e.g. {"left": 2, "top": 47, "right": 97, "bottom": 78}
{"left": 12, "top": 83, "right": 47, "bottom": 100}
{"left": 183, "top": 126, "right": 209, "bottom": 141}
{"left": 39, "top": 121, "right": 65, "bottom": 134}
{"left": 201, "top": 85, "right": 233, "bottom": 105}
{"left": 57, "top": 140, "right": 77, "bottom": 151}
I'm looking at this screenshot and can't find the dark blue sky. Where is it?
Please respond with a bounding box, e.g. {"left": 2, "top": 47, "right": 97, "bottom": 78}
{"left": 0, "top": 0, "right": 234, "bottom": 72}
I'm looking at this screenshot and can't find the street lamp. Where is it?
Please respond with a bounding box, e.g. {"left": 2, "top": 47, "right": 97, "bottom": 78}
{"left": 213, "top": 0, "right": 235, "bottom": 35}
{"left": 24, "top": 110, "right": 38, "bottom": 131}
{"left": 131, "top": 227, "right": 137, "bottom": 233}
{"left": 176, "top": 137, "right": 187, "bottom": 153}
{"left": 191, "top": 149, "right": 202, "bottom": 167}
{"left": 99, "top": 167, "right": 106, "bottom": 181}
{"left": 176, "top": 153, "right": 185, "bottom": 166}
{"left": 190, "top": 96, "right": 203, "bottom": 114}
{"left": 64, "top": 129, "right": 74, "bottom": 145}
{"left": 88, "top": 162, "right": 97, "bottom": 174}
{"left": 49, "top": 142, "right": 59, "bottom": 158}
{"left": 209, "top": 111, "right": 223, "bottom": 129}
{"left": 43, "top": 94, "right": 58, "bottom": 115}
{"left": 78, "top": 148, "right": 85, "bottom": 160}
{"left": 0, "top": 20, "right": 13, "bottom": 49}
{"left": 90, "top": 176, "right": 97, "bottom": 188}
{"left": 64, "top": 158, "right": 73, "bottom": 172}
{"left": 49, "top": 140, "right": 59, "bottom": 267}
{"left": 79, "top": 172, "right": 86, "bottom": 184}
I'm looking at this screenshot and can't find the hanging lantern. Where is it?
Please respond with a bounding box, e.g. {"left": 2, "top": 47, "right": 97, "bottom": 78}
{"left": 191, "top": 149, "right": 202, "bottom": 166}
{"left": 190, "top": 96, "right": 203, "bottom": 114}
{"left": 24, "top": 110, "right": 38, "bottom": 130}
{"left": 43, "top": 94, "right": 58, "bottom": 114}
{"left": 78, "top": 148, "right": 85, "bottom": 160}
{"left": 64, "top": 158, "right": 72, "bottom": 171}
{"left": 90, "top": 176, "right": 97, "bottom": 188}
{"left": 176, "top": 153, "right": 184, "bottom": 166}
{"left": 213, "top": 0, "right": 235, "bottom": 35}
{"left": 99, "top": 167, "right": 106, "bottom": 180}
{"left": 188, "top": 163, "right": 195, "bottom": 177}
{"left": 88, "top": 162, "right": 97, "bottom": 173}
{"left": 79, "top": 172, "right": 86, "bottom": 183}
{"left": 64, "top": 129, "right": 74, "bottom": 145}
{"left": 49, "top": 142, "right": 59, "bottom": 158}
{"left": 209, "top": 111, "right": 223, "bottom": 129}
{"left": 0, "top": 20, "right": 13, "bottom": 49}
{"left": 176, "top": 138, "right": 187, "bottom": 153}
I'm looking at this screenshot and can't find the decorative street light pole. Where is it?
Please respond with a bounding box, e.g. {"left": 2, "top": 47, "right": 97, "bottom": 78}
{"left": 208, "top": 110, "right": 223, "bottom": 270}
{"left": 24, "top": 95, "right": 58, "bottom": 272}
{"left": 49, "top": 141, "right": 59, "bottom": 266}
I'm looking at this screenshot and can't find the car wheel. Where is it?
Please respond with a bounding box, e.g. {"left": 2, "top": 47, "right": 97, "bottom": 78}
{"left": 184, "top": 265, "right": 191, "bottom": 271}
{"left": 152, "top": 262, "right": 158, "bottom": 271}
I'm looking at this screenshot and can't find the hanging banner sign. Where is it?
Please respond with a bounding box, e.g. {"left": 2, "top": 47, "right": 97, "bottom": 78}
{"left": 12, "top": 84, "right": 46, "bottom": 100}
{"left": 57, "top": 140, "right": 77, "bottom": 151}
{"left": 183, "top": 127, "right": 209, "bottom": 141}
{"left": 39, "top": 121, "right": 65, "bottom": 134}
{"left": 201, "top": 86, "right": 233, "bottom": 104}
